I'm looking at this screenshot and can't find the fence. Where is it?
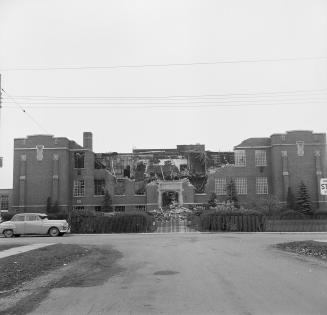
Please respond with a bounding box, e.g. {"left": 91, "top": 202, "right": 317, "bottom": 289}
{"left": 154, "top": 219, "right": 197, "bottom": 233}
{"left": 266, "top": 219, "right": 327, "bottom": 232}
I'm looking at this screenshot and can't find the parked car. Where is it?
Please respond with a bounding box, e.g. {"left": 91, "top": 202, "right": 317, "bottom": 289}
{"left": 0, "top": 213, "right": 70, "bottom": 238}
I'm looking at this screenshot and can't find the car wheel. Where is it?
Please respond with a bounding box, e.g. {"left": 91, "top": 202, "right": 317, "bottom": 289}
{"left": 4, "top": 229, "right": 14, "bottom": 238}
{"left": 48, "top": 227, "right": 60, "bottom": 237}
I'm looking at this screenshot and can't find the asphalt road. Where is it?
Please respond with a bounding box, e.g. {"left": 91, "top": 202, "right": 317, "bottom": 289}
{"left": 2, "top": 232, "right": 327, "bottom": 315}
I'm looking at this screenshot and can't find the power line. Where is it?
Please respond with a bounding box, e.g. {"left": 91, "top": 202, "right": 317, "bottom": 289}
{"left": 2, "top": 92, "right": 326, "bottom": 106}
{"left": 2, "top": 99, "right": 326, "bottom": 109}
{"left": 1, "top": 56, "right": 326, "bottom": 72}
{"left": 3, "top": 88, "right": 326, "bottom": 100}
{"left": 1, "top": 89, "right": 49, "bottom": 133}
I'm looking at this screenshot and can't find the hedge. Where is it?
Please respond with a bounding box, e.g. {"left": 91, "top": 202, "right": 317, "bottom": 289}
{"left": 69, "top": 211, "right": 154, "bottom": 233}
{"left": 195, "top": 209, "right": 266, "bottom": 232}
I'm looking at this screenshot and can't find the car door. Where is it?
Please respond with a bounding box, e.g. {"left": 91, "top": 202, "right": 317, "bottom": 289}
{"left": 12, "top": 215, "right": 25, "bottom": 234}
{"left": 24, "top": 215, "right": 42, "bottom": 234}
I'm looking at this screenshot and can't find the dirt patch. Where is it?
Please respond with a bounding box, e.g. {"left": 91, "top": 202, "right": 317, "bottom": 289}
{"left": 0, "top": 245, "right": 123, "bottom": 315}
{"left": 276, "top": 240, "right": 327, "bottom": 261}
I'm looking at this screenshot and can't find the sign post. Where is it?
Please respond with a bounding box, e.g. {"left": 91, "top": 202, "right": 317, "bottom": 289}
{"left": 320, "top": 178, "right": 327, "bottom": 195}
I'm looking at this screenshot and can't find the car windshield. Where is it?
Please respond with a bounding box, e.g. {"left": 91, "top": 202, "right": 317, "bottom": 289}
{"left": 38, "top": 215, "right": 48, "bottom": 220}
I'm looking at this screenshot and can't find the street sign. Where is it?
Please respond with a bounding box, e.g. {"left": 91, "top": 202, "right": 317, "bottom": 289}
{"left": 320, "top": 178, "right": 327, "bottom": 195}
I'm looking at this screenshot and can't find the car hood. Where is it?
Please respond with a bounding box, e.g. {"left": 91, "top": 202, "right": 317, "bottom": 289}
{"left": 0, "top": 221, "right": 13, "bottom": 227}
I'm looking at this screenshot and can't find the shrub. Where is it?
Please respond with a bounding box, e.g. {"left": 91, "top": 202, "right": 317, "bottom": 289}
{"left": 280, "top": 209, "right": 307, "bottom": 220}
{"left": 196, "top": 207, "right": 265, "bottom": 232}
{"left": 69, "top": 211, "right": 154, "bottom": 233}
{"left": 0, "top": 212, "right": 14, "bottom": 221}
{"left": 47, "top": 213, "right": 69, "bottom": 220}
{"left": 102, "top": 190, "right": 113, "bottom": 212}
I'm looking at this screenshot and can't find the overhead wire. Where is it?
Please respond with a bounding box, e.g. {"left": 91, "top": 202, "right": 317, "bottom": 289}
{"left": 1, "top": 88, "right": 49, "bottom": 133}
{"left": 1, "top": 56, "right": 327, "bottom": 72}
{"left": 1, "top": 88, "right": 326, "bottom": 109}
{"left": 2, "top": 88, "right": 326, "bottom": 101}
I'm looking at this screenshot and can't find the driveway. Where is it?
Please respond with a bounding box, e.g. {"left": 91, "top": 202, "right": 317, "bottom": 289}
{"left": 1, "top": 232, "right": 327, "bottom": 314}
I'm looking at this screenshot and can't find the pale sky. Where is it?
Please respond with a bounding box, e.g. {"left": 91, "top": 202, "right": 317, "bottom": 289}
{"left": 0, "top": 0, "right": 327, "bottom": 188}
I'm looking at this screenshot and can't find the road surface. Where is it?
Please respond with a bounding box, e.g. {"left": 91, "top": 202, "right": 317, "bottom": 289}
{"left": 1, "top": 232, "right": 327, "bottom": 315}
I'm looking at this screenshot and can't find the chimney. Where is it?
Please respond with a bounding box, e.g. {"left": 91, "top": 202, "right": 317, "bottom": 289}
{"left": 83, "top": 132, "right": 93, "bottom": 151}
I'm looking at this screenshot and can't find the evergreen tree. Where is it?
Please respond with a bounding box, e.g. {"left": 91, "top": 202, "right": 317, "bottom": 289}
{"left": 208, "top": 192, "right": 217, "bottom": 208}
{"left": 286, "top": 187, "right": 296, "bottom": 210}
{"left": 46, "top": 197, "right": 52, "bottom": 213}
{"left": 296, "top": 181, "right": 313, "bottom": 215}
{"left": 226, "top": 179, "right": 239, "bottom": 208}
{"left": 51, "top": 201, "right": 60, "bottom": 214}
{"left": 102, "top": 190, "right": 113, "bottom": 212}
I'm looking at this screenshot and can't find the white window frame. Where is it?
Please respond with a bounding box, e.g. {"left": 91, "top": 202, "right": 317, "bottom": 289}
{"left": 0, "top": 195, "right": 9, "bottom": 210}
{"left": 235, "top": 178, "right": 247, "bottom": 195}
{"left": 115, "top": 206, "right": 125, "bottom": 212}
{"left": 215, "top": 178, "right": 227, "bottom": 195}
{"left": 73, "top": 180, "right": 85, "bottom": 197}
{"left": 255, "top": 150, "right": 267, "bottom": 167}
{"left": 94, "top": 179, "right": 105, "bottom": 196}
{"left": 234, "top": 150, "right": 246, "bottom": 167}
{"left": 256, "top": 177, "right": 268, "bottom": 195}
{"left": 73, "top": 206, "right": 85, "bottom": 211}
{"left": 296, "top": 141, "right": 304, "bottom": 156}
{"left": 136, "top": 205, "right": 146, "bottom": 211}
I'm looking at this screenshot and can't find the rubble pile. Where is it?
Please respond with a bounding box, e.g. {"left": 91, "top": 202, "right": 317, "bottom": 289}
{"left": 148, "top": 205, "right": 193, "bottom": 222}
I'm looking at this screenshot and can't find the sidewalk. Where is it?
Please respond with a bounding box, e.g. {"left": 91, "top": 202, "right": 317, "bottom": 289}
{"left": 0, "top": 244, "right": 54, "bottom": 259}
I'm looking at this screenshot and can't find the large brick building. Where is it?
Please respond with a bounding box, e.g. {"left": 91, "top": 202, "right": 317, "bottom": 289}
{"left": 206, "top": 130, "right": 327, "bottom": 210}
{"left": 11, "top": 130, "right": 327, "bottom": 213}
{"left": 0, "top": 189, "right": 12, "bottom": 213}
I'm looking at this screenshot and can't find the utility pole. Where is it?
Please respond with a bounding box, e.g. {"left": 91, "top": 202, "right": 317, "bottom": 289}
{"left": 0, "top": 73, "right": 3, "bottom": 167}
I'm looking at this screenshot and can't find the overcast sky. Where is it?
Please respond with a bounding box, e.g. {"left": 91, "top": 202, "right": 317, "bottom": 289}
{"left": 0, "top": 0, "right": 327, "bottom": 188}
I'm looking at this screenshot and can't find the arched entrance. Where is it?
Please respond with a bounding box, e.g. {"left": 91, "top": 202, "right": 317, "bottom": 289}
{"left": 162, "top": 191, "right": 179, "bottom": 207}
{"left": 157, "top": 181, "right": 183, "bottom": 208}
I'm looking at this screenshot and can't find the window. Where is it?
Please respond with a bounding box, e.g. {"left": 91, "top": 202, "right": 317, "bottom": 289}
{"left": 73, "top": 206, "right": 85, "bottom": 211}
{"left": 74, "top": 152, "right": 85, "bottom": 168}
{"left": 136, "top": 205, "right": 146, "bottom": 211}
{"left": 215, "top": 178, "right": 227, "bottom": 195}
{"left": 256, "top": 177, "right": 268, "bottom": 194}
{"left": 36, "top": 145, "right": 44, "bottom": 161}
{"left": 26, "top": 215, "right": 40, "bottom": 221}
{"left": 73, "top": 180, "right": 85, "bottom": 196}
{"left": 12, "top": 215, "right": 25, "bottom": 222}
{"left": 115, "top": 206, "right": 125, "bottom": 212}
{"left": 281, "top": 135, "right": 286, "bottom": 141}
{"left": 0, "top": 195, "right": 9, "bottom": 210}
{"left": 235, "top": 150, "right": 246, "bottom": 167}
{"left": 296, "top": 141, "right": 304, "bottom": 156}
{"left": 94, "top": 179, "right": 105, "bottom": 196}
{"left": 235, "top": 178, "right": 247, "bottom": 195}
{"left": 94, "top": 206, "right": 102, "bottom": 212}
{"left": 255, "top": 150, "right": 267, "bottom": 167}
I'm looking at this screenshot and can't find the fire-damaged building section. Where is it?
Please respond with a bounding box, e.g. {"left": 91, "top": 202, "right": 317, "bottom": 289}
{"left": 94, "top": 145, "right": 234, "bottom": 194}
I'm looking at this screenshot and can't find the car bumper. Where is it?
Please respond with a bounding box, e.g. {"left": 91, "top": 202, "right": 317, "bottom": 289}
{"left": 59, "top": 227, "right": 71, "bottom": 234}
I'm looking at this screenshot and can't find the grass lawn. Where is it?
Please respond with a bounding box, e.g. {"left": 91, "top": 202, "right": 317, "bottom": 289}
{"left": 0, "top": 244, "right": 91, "bottom": 293}
{"left": 276, "top": 240, "right": 327, "bottom": 260}
{"left": 0, "top": 244, "right": 122, "bottom": 315}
